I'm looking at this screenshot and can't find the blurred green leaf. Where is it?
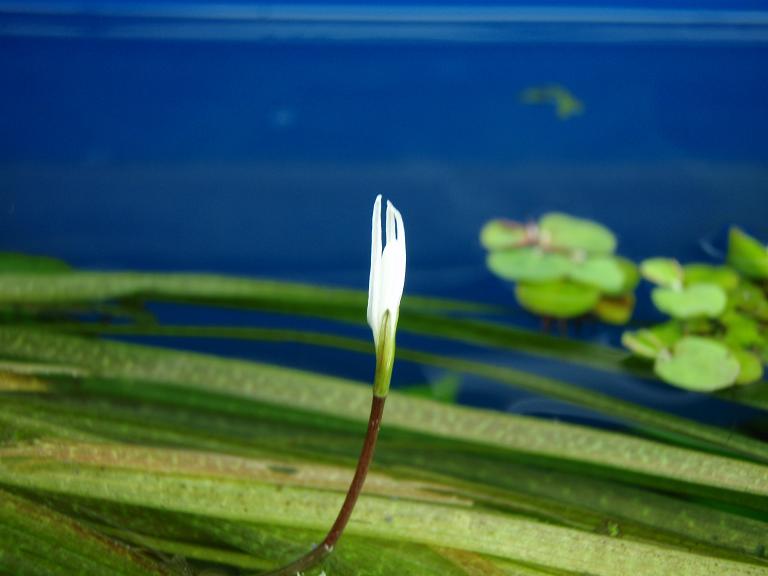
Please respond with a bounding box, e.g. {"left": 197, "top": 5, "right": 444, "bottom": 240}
{"left": 623, "top": 322, "right": 683, "bottom": 360}
{"left": 515, "top": 282, "right": 600, "bottom": 319}
{"left": 652, "top": 284, "right": 727, "bottom": 319}
{"left": 480, "top": 219, "right": 528, "bottom": 251}
{"left": 728, "top": 228, "right": 768, "bottom": 280}
{"left": 722, "top": 312, "right": 764, "bottom": 349}
{"left": 539, "top": 213, "right": 616, "bottom": 254}
{"left": 403, "top": 373, "right": 462, "bottom": 404}
{"left": 655, "top": 337, "right": 741, "bottom": 392}
{"left": 568, "top": 256, "right": 626, "bottom": 293}
{"left": 684, "top": 264, "right": 740, "bottom": 292}
{"left": 487, "top": 249, "right": 571, "bottom": 283}
{"left": 615, "top": 256, "right": 640, "bottom": 294}
{"left": 0, "top": 252, "right": 71, "bottom": 274}
{"left": 594, "top": 294, "right": 635, "bottom": 325}
{"left": 731, "top": 348, "right": 764, "bottom": 385}
{"left": 640, "top": 258, "right": 683, "bottom": 289}
{"left": 732, "top": 281, "right": 768, "bottom": 321}
{"left": 0, "top": 271, "right": 489, "bottom": 316}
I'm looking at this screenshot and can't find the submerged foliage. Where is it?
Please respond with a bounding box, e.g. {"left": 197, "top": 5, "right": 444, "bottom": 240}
{"left": 0, "top": 251, "right": 767, "bottom": 575}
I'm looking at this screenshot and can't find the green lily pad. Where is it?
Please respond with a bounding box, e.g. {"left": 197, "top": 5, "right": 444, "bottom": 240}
{"left": 640, "top": 258, "right": 683, "bottom": 289}
{"left": 568, "top": 256, "right": 626, "bottom": 294}
{"left": 539, "top": 213, "right": 616, "bottom": 255}
{"left": 615, "top": 257, "right": 640, "bottom": 294}
{"left": 651, "top": 283, "right": 726, "bottom": 319}
{"left": 721, "top": 311, "right": 763, "bottom": 348}
{"left": 654, "top": 337, "right": 740, "bottom": 392}
{"left": 480, "top": 219, "right": 528, "bottom": 251}
{"left": 515, "top": 281, "right": 600, "bottom": 319}
{"left": 594, "top": 294, "right": 635, "bottom": 325}
{"left": 731, "top": 281, "right": 768, "bottom": 321}
{"left": 727, "top": 227, "right": 768, "bottom": 279}
{"left": 487, "top": 248, "right": 571, "bottom": 283}
{"left": 683, "top": 264, "right": 740, "bottom": 292}
{"left": 622, "top": 322, "right": 682, "bottom": 359}
{"left": 730, "top": 348, "right": 763, "bottom": 385}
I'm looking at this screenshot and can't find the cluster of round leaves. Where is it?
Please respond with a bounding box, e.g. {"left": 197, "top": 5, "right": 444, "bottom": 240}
{"left": 481, "top": 213, "right": 638, "bottom": 324}
{"left": 622, "top": 228, "right": 768, "bottom": 392}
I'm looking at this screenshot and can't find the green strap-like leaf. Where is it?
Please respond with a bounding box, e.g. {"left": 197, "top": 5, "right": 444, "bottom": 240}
{"left": 1, "top": 327, "right": 766, "bottom": 505}
{"left": 0, "top": 488, "right": 176, "bottom": 576}
{"left": 0, "top": 452, "right": 762, "bottom": 576}
{"left": 28, "top": 321, "right": 768, "bottom": 464}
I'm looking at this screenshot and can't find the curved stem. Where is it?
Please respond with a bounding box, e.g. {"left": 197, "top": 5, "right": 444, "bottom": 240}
{"left": 261, "top": 394, "right": 387, "bottom": 576}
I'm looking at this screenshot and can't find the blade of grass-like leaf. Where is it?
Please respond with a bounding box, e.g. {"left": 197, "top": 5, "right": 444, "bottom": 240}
{"left": 0, "top": 271, "right": 638, "bottom": 375}
{"left": 40, "top": 322, "right": 768, "bottom": 463}
{"left": 725, "top": 382, "right": 768, "bottom": 412}
{"left": 0, "top": 488, "right": 176, "bottom": 576}
{"left": 0, "top": 452, "right": 763, "bottom": 576}
{"left": 4, "top": 270, "right": 766, "bottom": 412}
{"left": 88, "top": 523, "right": 271, "bottom": 570}
{"left": 0, "top": 327, "right": 766, "bottom": 510}
{"left": 38, "top": 494, "right": 499, "bottom": 576}
{"left": 3, "top": 392, "right": 766, "bottom": 563}
{"left": 0, "top": 441, "right": 472, "bottom": 508}
{"left": 0, "top": 271, "right": 490, "bottom": 314}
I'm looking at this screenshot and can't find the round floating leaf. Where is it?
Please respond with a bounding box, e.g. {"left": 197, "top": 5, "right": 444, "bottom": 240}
{"left": 651, "top": 283, "right": 726, "bottom": 319}
{"left": 615, "top": 256, "right": 640, "bottom": 294}
{"left": 730, "top": 348, "right": 763, "bottom": 385}
{"left": 640, "top": 258, "right": 683, "bottom": 289}
{"left": 487, "top": 248, "right": 571, "bottom": 283}
{"left": 480, "top": 219, "right": 528, "bottom": 251}
{"left": 568, "top": 256, "right": 626, "bottom": 293}
{"left": 731, "top": 281, "right": 768, "bottom": 321}
{"left": 515, "top": 281, "right": 600, "bottom": 319}
{"left": 721, "top": 311, "right": 763, "bottom": 348}
{"left": 654, "top": 337, "right": 740, "bottom": 392}
{"left": 683, "top": 264, "right": 740, "bottom": 292}
{"left": 539, "top": 213, "right": 616, "bottom": 255}
{"left": 622, "top": 322, "right": 681, "bottom": 359}
{"left": 727, "top": 227, "right": 768, "bottom": 279}
{"left": 594, "top": 294, "right": 635, "bottom": 325}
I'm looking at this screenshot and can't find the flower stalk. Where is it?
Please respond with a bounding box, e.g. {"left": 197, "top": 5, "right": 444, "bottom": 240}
{"left": 261, "top": 196, "right": 405, "bottom": 575}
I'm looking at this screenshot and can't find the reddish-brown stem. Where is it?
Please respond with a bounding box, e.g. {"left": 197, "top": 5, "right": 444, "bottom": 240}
{"left": 261, "top": 394, "right": 387, "bottom": 576}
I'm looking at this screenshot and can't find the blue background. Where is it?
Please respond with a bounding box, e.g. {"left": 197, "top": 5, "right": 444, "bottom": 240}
{"left": 1, "top": 1, "right": 767, "bottom": 426}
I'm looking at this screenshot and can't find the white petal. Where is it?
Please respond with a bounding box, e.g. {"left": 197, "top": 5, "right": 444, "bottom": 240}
{"left": 380, "top": 240, "right": 406, "bottom": 315}
{"left": 367, "top": 195, "right": 382, "bottom": 333}
{"left": 392, "top": 203, "right": 405, "bottom": 263}
{"left": 386, "top": 200, "right": 396, "bottom": 247}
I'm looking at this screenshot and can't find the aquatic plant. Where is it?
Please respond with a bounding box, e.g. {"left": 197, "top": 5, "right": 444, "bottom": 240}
{"left": 623, "top": 228, "right": 768, "bottom": 390}
{"left": 482, "top": 213, "right": 766, "bottom": 393}
{"left": 0, "top": 244, "right": 767, "bottom": 574}
{"left": 263, "top": 195, "right": 406, "bottom": 575}
{"left": 481, "top": 213, "right": 638, "bottom": 325}
{"left": 520, "top": 84, "right": 584, "bottom": 120}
